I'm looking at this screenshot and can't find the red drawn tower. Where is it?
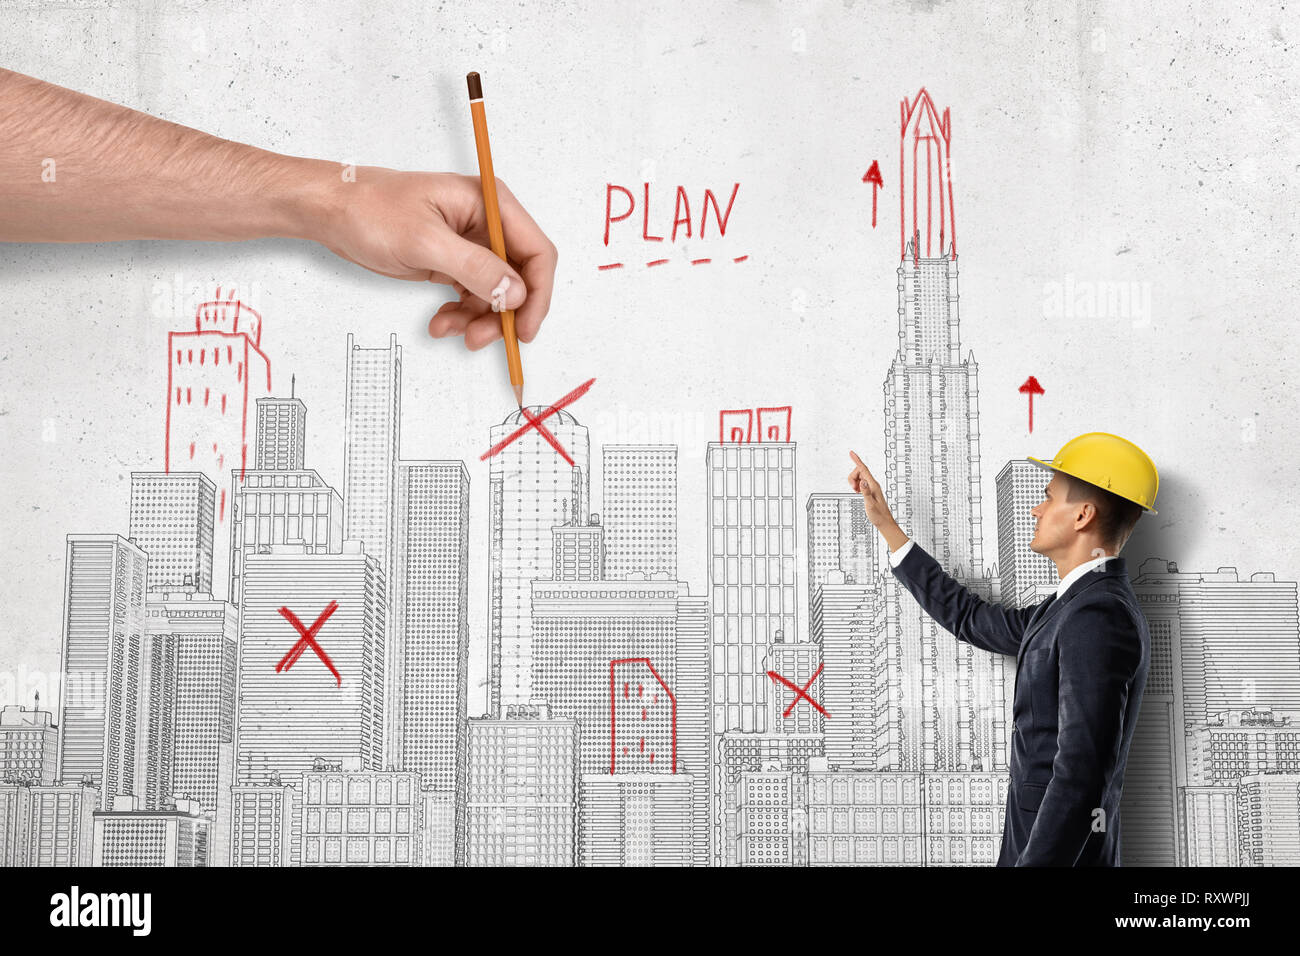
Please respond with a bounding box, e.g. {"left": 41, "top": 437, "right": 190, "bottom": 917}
{"left": 165, "top": 288, "right": 272, "bottom": 521}
{"left": 900, "top": 88, "right": 957, "bottom": 263}
{"left": 609, "top": 658, "right": 676, "bottom": 773}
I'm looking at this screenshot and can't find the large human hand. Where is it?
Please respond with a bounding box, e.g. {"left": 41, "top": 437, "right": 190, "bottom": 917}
{"left": 317, "top": 167, "right": 558, "bottom": 350}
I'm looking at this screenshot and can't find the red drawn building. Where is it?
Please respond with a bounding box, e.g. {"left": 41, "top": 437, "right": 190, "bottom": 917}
{"left": 165, "top": 288, "right": 271, "bottom": 521}
{"left": 718, "top": 405, "right": 792, "bottom": 444}
{"left": 900, "top": 88, "right": 957, "bottom": 263}
{"left": 609, "top": 658, "right": 676, "bottom": 774}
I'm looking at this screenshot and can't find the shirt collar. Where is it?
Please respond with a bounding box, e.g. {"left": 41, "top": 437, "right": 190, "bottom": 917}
{"left": 1056, "top": 553, "right": 1116, "bottom": 599}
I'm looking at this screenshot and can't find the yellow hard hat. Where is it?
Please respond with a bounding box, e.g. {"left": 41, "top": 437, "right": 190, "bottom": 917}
{"left": 1027, "top": 431, "right": 1159, "bottom": 515}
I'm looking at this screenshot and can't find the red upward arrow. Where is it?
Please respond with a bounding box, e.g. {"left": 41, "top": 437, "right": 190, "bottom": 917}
{"left": 1019, "top": 375, "right": 1045, "bottom": 432}
{"left": 862, "top": 160, "right": 883, "bottom": 228}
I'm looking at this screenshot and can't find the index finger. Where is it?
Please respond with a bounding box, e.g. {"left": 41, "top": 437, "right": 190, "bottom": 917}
{"left": 497, "top": 187, "right": 557, "bottom": 343}
{"left": 849, "top": 450, "right": 867, "bottom": 470}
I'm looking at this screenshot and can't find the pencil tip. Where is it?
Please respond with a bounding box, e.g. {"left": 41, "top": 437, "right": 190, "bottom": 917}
{"left": 512, "top": 384, "right": 524, "bottom": 408}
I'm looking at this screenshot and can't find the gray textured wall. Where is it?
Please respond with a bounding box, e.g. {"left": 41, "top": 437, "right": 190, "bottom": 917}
{"left": 1, "top": 0, "right": 1296, "bottom": 715}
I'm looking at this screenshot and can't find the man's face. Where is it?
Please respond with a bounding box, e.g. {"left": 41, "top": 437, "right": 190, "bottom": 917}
{"left": 1029, "top": 471, "right": 1077, "bottom": 557}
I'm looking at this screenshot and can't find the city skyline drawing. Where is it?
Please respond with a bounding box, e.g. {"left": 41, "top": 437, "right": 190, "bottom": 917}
{"left": 3, "top": 86, "right": 1298, "bottom": 868}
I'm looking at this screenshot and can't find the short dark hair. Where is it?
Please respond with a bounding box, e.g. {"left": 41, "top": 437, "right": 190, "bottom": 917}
{"left": 1060, "top": 472, "right": 1145, "bottom": 553}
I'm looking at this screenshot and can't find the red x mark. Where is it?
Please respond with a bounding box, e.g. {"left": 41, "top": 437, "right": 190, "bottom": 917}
{"left": 277, "top": 600, "right": 342, "bottom": 686}
{"left": 479, "top": 378, "right": 596, "bottom": 467}
{"left": 766, "top": 662, "right": 830, "bottom": 719}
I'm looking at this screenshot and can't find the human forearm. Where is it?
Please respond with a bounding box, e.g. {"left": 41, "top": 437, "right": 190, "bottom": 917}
{"left": 0, "top": 67, "right": 336, "bottom": 243}
{"left": 879, "top": 518, "right": 908, "bottom": 554}
{"left": 0, "top": 68, "right": 560, "bottom": 352}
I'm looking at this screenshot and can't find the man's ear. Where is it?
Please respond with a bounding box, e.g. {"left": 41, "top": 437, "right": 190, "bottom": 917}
{"left": 1073, "top": 499, "right": 1097, "bottom": 533}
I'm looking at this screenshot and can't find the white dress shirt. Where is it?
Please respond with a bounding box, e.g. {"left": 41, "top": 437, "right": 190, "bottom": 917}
{"left": 888, "top": 537, "right": 1115, "bottom": 599}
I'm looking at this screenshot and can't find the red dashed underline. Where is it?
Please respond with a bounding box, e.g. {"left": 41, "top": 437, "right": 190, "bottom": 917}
{"left": 599, "top": 255, "right": 749, "bottom": 271}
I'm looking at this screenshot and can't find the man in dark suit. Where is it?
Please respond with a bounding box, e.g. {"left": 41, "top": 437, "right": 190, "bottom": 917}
{"left": 846, "top": 433, "right": 1159, "bottom": 866}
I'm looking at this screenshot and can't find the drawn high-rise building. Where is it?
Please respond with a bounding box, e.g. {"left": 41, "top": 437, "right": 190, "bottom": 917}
{"left": 1181, "top": 786, "right": 1239, "bottom": 867}
{"left": 300, "top": 758, "right": 422, "bottom": 866}
{"left": 343, "top": 333, "right": 402, "bottom": 767}
{"left": 674, "top": 594, "right": 712, "bottom": 868}
{"left": 165, "top": 289, "right": 272, "bottom": 524}
{"left": 1124, "top": 558, "right": 1184, "bottom": 865}
{"left": 532, "top": 579, "right": 681, "bottom": 777}
{"left": 1125, "top": 557, "right": 1300, "bottom": 865}
{"left": 707, "top": 411, "right": 798, "bottom": 737}
{"left": 230, "top": 778, "right": 299, "bottom": 867}
{"left": 57, "top": 535, "right": 147, "bottom": 799}
{"left": 393, "top": 461, "right": 469, "bottom": 849}
{"left": 806, "top": 493, "right": 875, "bottom": 608}
{"left": 1237, "top": 774, "right": 1300, "bottom": 866}
{"left": 254, "top": 394, "right": 307, "bottom": 471}
{"left": 879, "top": 89, "right": 1005, "bottom": 774}
{"left": 805, "top": 760, "right": 1005, "bottom": 866}
{"left": 228, "top": 468, "right": 344, "bottom": 604}
{"left": 716, "top": 732, "right": 821, "bottom": 867}
{"left": 1147, "top": 563, "right": 1300, "bottom": 723}
{"left": 735, "top": 760, "right": 805, "bottom": 866}
{"left": 764, "top": 639, "right": 824, "bottom": 736}
{"left": 91, "top": 794, "right": 209, "bottom": 866}
{"left": 0, "top": 782, "right": 98, "bottom": 866}
{"left": 812, "top": 576, "right": 881, "bottom": 771}
{"left": 488, "top": 406, "right": 590, "bottom": 714}
{"left": 423, "top": 790, "right": 456, "bottom": 867}
{"left": 578, "top": 773, "right": 695, "bottom": 866}
{"left": 129, "top": 472, "right": 215, "bottom": 594}
{"left": 0, "top": 705, "right": 58, "bottom": 785}
{"left": 463, "top": 705, "right": 578, "bottom": 866}
{"left": 602, "top": 445, "right": 677, "bottom": 579}
{"left": 135, "top": 627, "right": 177, "bottom": 810}
{"left": 1180, "top": 710, "right": 1300, "bottom": 867}
{"left": 234, "top": 541, "right": 386, "bottom": 787}
{"left": 551, "top": 520, "right": 605, "bottom": 581}
{"left": 145, "top": 588, "right": 238, "bottom": 814}
{"left": 995, "top": 461, "right": 1058, "bottom": 607}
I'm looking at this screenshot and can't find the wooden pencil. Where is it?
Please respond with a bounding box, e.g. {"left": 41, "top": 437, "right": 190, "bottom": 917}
{"left": 466, "top": 70, "right": 524, "bottom": 408}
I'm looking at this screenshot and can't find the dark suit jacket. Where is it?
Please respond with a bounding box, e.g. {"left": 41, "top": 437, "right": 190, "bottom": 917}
{"left": 890, "top": 541, "right": 1149, "bottom": 866}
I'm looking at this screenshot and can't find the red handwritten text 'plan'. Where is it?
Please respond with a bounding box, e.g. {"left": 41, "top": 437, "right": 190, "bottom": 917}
{"left": 600, "top": 183, "right": 748, "bottom": 271}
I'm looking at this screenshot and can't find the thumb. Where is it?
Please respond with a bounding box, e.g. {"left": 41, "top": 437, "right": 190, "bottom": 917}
{"left": 438, "top": 234, "right": 527, "bottom": 310}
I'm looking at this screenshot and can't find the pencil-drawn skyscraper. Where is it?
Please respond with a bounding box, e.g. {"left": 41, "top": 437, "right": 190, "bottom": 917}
{"left": 880, "top": 89, "right": 1005, "bottom": 773}
{"left": 674, "top": 594, "right": 712, "bottom": 868}
{"left": 812, "top": 574, "right": 881, "bottom": 771}
{"left": 706, "top": 408, "right": 797, "bottom": 736}
{"left": 227, "top": 468, "right": 344, "bottom": 605}
{"left": 488, "top": 406, "right": 590, "bottom": 715}
{"left": 995, "top": 461, "right": 1057, "bottom": 608}
{"left": 343, "top": 333, "right": 402, "bottom": 767}
{"left": 806, "top": 493, "right": 875, "bottom": 609}
{"left": 234, "top": 541, "right": 385, "bottom": 787}
{"left": 463, "top": 704, "right": 578, "bottom": 866}
{"left": 136, "top": 627, "right": 177, "bottom": 809}
{"left": 393, "top": 460, "right": 470, "bottom": 863}
{"left": 57, "top": 535, "right": 148, "bottom": 799}
{"left": 602, "top": 445, "right": 677, "bottom": 579}
{"left": 145, "top": 587, "right": 238, "bottom": 814}
{"left": 129, "top": 472, "right": 215, "bottom": 594}
{"left": 254, "top": 394, "right": 308, "bottom": 471}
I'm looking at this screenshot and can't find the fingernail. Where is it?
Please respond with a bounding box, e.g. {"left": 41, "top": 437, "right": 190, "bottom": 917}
{"left": 490, "top": 275, "right": 511, "bottom": 313}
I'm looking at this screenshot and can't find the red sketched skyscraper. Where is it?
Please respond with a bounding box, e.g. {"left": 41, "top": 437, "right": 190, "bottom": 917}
{"left": 165, "top": 288, "right": 272, "bottom": 522}
{"left": 609, "top": 658, "right": 676, "bottom": 774}
{"left": 900, "top": 87, "right": 956, "bottom": 263}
